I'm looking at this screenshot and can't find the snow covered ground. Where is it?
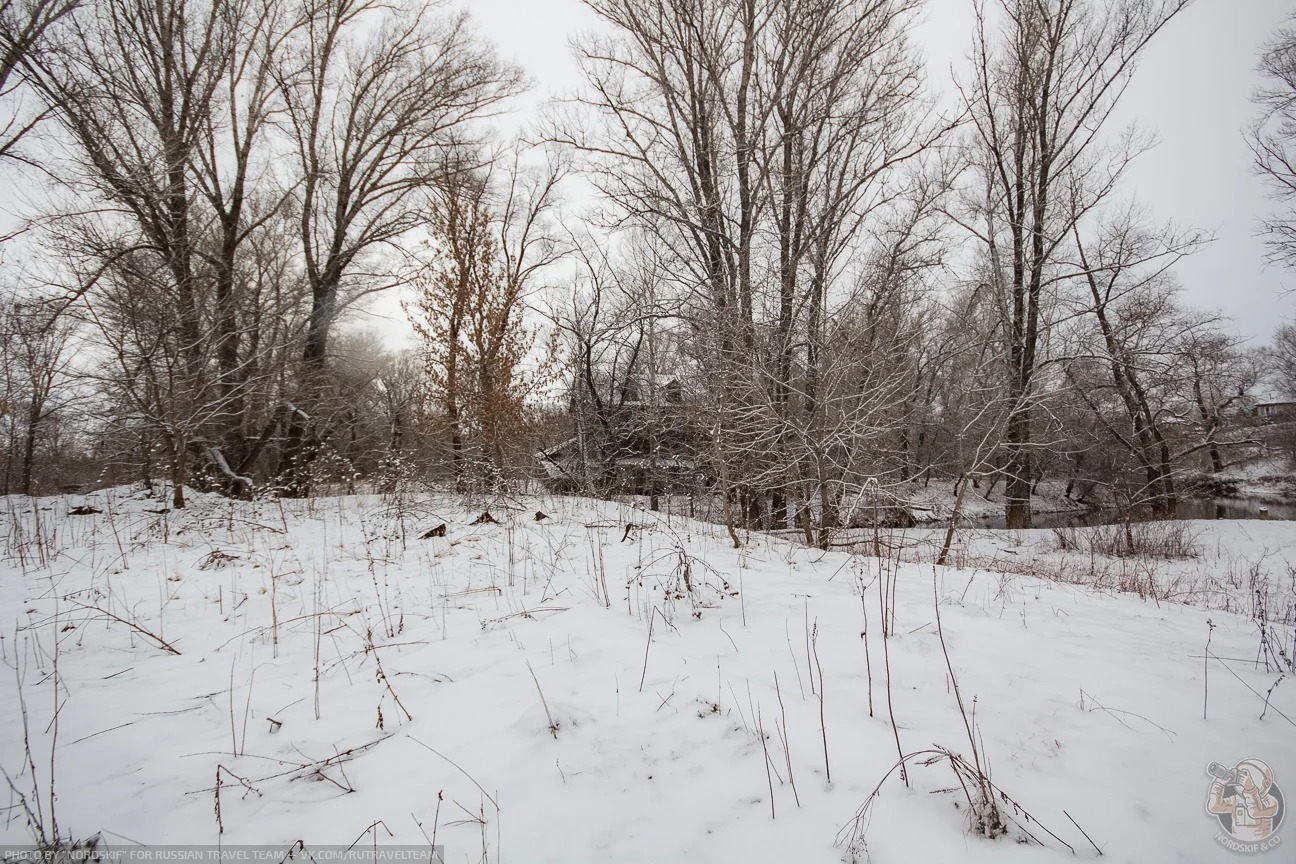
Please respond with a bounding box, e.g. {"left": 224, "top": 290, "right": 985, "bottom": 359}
{"left": 1, "top": 489, "right": 1293, "bottom": 862}
{"left": 846, "top": 517, "right": 1296, "bottom": 620}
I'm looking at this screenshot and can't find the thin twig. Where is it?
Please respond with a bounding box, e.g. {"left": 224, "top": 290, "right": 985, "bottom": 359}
{"left": 525, "top": 660, "right": 559, "bottom": 738}
{"left": 409, "top": 737, "right": 500, "bottom": 811}
{"left": 70, "top": 600, "right": 181, "bottom": 654}
{"left": 1064, "top": 810, "right": 1103, "bottom": 856}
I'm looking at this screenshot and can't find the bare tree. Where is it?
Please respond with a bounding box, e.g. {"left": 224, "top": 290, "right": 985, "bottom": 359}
{"left": 189, "top": 0, "right": 302, "bottom": 471}
{"left": 1252, "top": 13, "right": 1296, "bottom": 268}
{"left": 25, "top": 0, "right": 230, "bottom": 369}
{"left": 24, "top": 0, "right": 247, "bottom": 505}
{"left": 1181, "top": 322, "right": 1259, "bottom": 475}
{"left": 0, "top": 0, "right": 78, "bottom": 163}
{"left": 759, "top": 0, "right": 946, "bottom": 531}
{"left": 1065, "top": 207, "right": 1205, "bottom": 513}
{"left": 1272, "top": 322, "right": 1296, "bottom": 396}
{"left": 273, "top": 0, "right": 523, "bottom": 492}
{"left": 552, "top": 231, "right": 700, "bottom": 505}
{"left": 958, "top": 0, "right": 1192, "bottom": 527}
{"left": 19, "top": 0, "right": 523, "bottom": 500}
{"left": 0, "top": 290, "right": 78, "bottom": 494}
{"left": 279, "top": 0, "right": 523, "bottom": 367}
{"left": 557, "top": 0, "right": 943, "bottom": 533}
{"left": 370, "top": 347, "right": 425, "bottom": 489}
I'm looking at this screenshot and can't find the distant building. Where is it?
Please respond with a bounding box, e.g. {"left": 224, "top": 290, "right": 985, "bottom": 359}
{"left": 1254, "top": 402, "right": 1296, "bottom": 423}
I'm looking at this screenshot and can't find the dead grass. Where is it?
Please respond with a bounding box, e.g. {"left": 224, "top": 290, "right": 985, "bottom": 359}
{"left": 1051, "top": 520, "right": 1200, "bottom": 560}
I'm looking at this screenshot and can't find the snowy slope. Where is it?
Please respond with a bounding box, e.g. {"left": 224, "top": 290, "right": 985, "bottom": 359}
{"left": 0, "top": 490, "right": 1292, "bottom": 863}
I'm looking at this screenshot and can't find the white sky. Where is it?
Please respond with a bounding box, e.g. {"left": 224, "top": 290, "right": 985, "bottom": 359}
{"left": 461, "top": 0, "right": 1296, "bottom": 345}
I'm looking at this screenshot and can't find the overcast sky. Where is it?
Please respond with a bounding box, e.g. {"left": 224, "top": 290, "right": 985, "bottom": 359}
{"left": 461, "top": 0, "right": 1295, "bottom": 346}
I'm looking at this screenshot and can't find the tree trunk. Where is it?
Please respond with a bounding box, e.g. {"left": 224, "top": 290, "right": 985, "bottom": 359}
{"left": 817, "top": 480, "right": 838, "bottom": 550}
{"left": 213, "top": 217, "right": 246, "bottom": 466}
{"left": 1004, "top": 411, "right": 1033, "bottom": 529}
{"left": 937, "top": 475, "right": 970, "bottom": 566}
{"left": 21, "top": 394, "right": 39, "bottom": 496}
{"left": 170, "top": 439, "right": 187, "bottom": 509}
{"left": 279, "top": 324, "right": 335, "bottom": 495}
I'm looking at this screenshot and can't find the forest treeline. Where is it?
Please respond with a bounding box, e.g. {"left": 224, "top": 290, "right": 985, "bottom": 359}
{"left": 1, "top": 0, "right": 1295, "bottom": 540}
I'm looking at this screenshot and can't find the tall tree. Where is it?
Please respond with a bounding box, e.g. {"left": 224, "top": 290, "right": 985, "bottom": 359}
{"left": 22, "top": 0, "right": 521, "bottom": 501}
{"left": 274, "top": 0, "right": 522, "bottom": 493}
{"left": 279, "top": 0, "right": 522, "bottom": 367}
{"left": 1252, "top": 13, "right": 1296, "bottom": 268}
{"left": 0, "top": 0, "right": 78, "bottom": 162}
{"left": 959, "top": 0, "right": 1191, "bottom": 527}
{"left": 26, "top": 0, "right": 241, "bottom": 505}
{"left": 558, "top": 0, "right": 940, "bottom": 533}
{"left": 190, "top": 0, "right": 300, "bottom": 470}
{"left": 1066, "top": 207, "right": 1204, "bottom": 513}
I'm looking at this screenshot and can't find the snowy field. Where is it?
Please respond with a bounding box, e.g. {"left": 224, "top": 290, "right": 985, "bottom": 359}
{"left": 1, "top": 489, "right": 1294, "bottom": 862}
